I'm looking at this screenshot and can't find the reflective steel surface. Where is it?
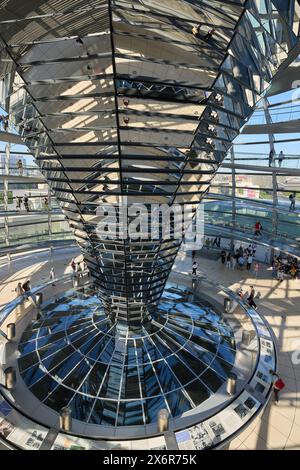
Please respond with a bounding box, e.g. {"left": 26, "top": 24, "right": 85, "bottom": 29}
{"left": 1, "top": 1, "right": 299, "bottom": 324}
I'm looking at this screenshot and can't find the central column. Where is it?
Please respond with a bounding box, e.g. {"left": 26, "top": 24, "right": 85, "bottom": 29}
{"left": 91, "top": 197, "right": 183, "bottom": 326}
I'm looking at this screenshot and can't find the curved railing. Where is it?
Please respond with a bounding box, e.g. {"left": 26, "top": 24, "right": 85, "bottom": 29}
{"left": 0, "top": 270, "right": 277, "bottom": 450}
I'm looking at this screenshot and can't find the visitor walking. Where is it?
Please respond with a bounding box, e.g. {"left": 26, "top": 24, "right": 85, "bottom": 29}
{"left": 192, "top": 261, "right": 198, "bottom": 276}
{"left": 220, "top": 250, "right": 226, "bottom": 265}
{"left": 270, "top": 371, "right": 285, "bottom": 403}
{"left": 49, "top": 267, "right": 56, "bottom": 286}
{"left": 212, "top": 236, "right": 220, "bottom": 248}
{"left": 289, "top": 192, "right": 296, "bottom": 212}
{"left": 247, "top": 286, "right": 257, "bottom": 310}
{"left": 278, "top": 151, "right": 285, "bottom": 167}
{"left": 254, "top": 221, "right": 262, "bottom": 236}
{"left": 212, "top": 236, "right": 219, "bottom": 248}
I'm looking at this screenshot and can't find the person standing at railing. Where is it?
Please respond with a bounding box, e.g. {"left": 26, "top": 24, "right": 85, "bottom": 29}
{"left": 76, "top": 262, "right": 83, "bottom": 278}
{"left": 220, "top": 250, "right": 226, "bottom": 265}
{"left": 16, "top": 196, "right": 22, "bottom": 211}
{"left": 83, "top": 260, "right": 88, "bottom": 273}
{"left": 289, "top": 192, "right": 296, "bottom": 212}
{"left": 238, "top": 255, "right": 245, "bottom": 270}
{"left": 278, "top": 150, "right": 285, "bottom": 168}
{"left": 70, "top": 259, "right": 76, "bottom": 272}
{"left": 23, "top": 194, "right": 30, "bottom": 212}
{"left": 225, "top": 252, "right": 231, "bottom": 269}
{"left": 3, "top": 117, "right": 8, "bottom": 131}
{"left": 247, "top": 286, "right": 257, "bottom": 310}
{"left": 231, "top": 254, "right": 237, "bottom": 270}
{"left": 14, "top": 282, "right": 24, "bottom": 297}
{"left": 236, "top": 286, "right": 244, "bottom": 299}
{"left": 192, "top": 24, "right": 201, "bottom": 38}
{"left": 264, "top": 247, "right": 270, "bottom": 265}
{"left": 290, "top": 263, "right": 298, "bottom": 279}
{"left": 247, "top": 254, "right": 253, "bottom": 270}
{"left": 16, "top": 159, "right": 23, "bottom": 176}
{"left": 277, "top": 267, "right": 284, "bottom": 282}
{"left": 22, "top": 280, "right": 31, "bottom": 298}
{"left": 268, "top": 149, "right": 274, "bottom": 167}
{"left": 44, "top": 196, "right": 49, "bottom": 211}
{"left": 192, "top": 260, "right": 198, "bottom": 276}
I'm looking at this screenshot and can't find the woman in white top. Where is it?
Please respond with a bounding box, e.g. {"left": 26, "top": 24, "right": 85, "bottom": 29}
{"left": 15, "top": 282, "right": 24, "bottom": 297}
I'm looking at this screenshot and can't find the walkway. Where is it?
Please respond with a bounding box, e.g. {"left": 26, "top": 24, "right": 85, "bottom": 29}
{"left": 205, "top": 223, "right": 300, "bottom": 259}
{"left": 0, "top": 130, "right": 22, "bottom": 145}
{"left": 0, "top": 174, "right": 44, "bottom": 184}
{"left": 0, "top": 247, "right": 300, "bottom": 450}
{"left": 173, "top": 253, "right": 300, "bottom": 450}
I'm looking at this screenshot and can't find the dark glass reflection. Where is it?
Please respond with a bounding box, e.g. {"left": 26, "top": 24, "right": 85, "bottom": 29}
{"left": 18, "top": 285, "right": 236, "bottom": 426}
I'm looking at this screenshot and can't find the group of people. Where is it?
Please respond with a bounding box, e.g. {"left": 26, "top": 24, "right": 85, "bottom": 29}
{"left": 15, "top": 280, "right": 31, "bottom": 298}
{"left": 268, "top": 149, "right": 285, "bottom": 167}
{"left": 204, "top": 236, "right": 221, "bottom": 249}
{"left": 15, "top": 260, "right": 89, "bottom": 298}
{"left": 236, "top": 285, "right": 257, "bottom": 309}
{"left": 19, "top": 122, "right": 38, "bottom": 140}
{"left": 15, "top": 195, "right": 48, "bottom": 211}
{"left": 220, "top": 244, "right": 257, "bottom": 271}
{"left": 15, "top": 195, "right": 30, "bottom": 211}
{"left": 272, "top": 255, "right": 299, "bottom": 281}
{"left": 192, "top": 24, "right": 215, "bottom": 42}
{"left": 70, "top": 258, "right": 88, "bottom": 277}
